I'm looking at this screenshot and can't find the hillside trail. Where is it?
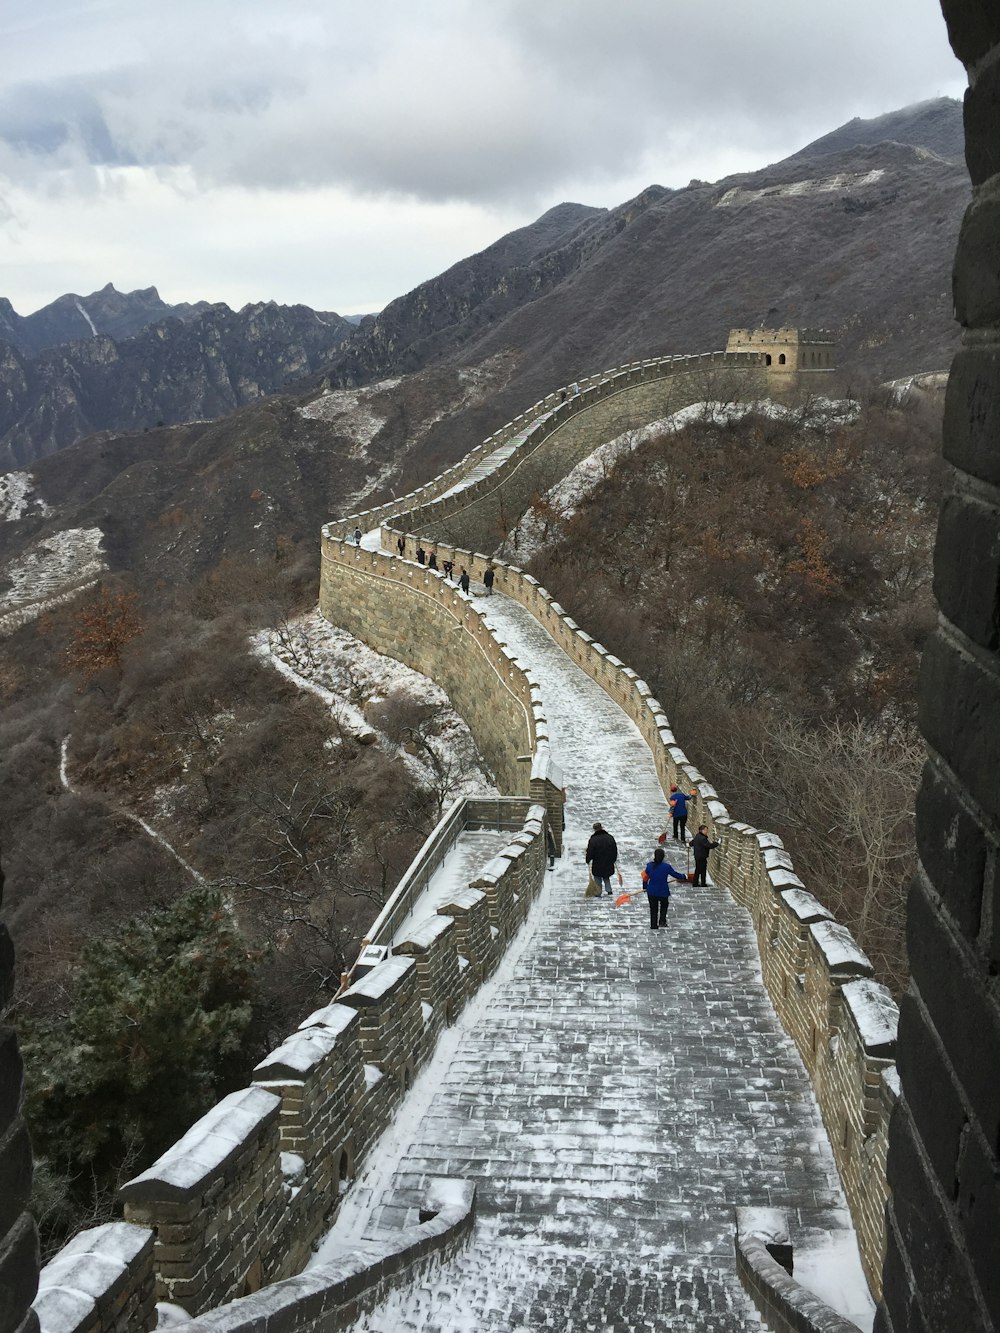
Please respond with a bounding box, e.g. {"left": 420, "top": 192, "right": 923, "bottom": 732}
{"left": 320, "top": 588, "right": 874, "bottom": 1332}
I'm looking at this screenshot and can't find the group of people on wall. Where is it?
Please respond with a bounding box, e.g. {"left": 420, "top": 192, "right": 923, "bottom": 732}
{"left": 585, "top": 784, "right": 720, "bottom": 931}
{"left": 404, "top": 536, "right": 496, "bottom": 596}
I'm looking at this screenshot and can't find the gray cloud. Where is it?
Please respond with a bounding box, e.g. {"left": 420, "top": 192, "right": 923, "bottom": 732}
{"left": 0, "top": 0, "right": 965, "bottom": 206}
{"left": 0, "top": 0, "right": 968, "bottom": 316}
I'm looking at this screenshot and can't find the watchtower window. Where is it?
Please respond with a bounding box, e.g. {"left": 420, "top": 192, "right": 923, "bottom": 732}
{"left": 765, "top": 354, "right": 772, "bottom": 366}
{"left": 778, "top": 353, "right": 786, "bottom": 365}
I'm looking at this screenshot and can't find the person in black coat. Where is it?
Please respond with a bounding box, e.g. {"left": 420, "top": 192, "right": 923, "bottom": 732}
{"left": 416, "top": 545, "right": 426, "bottom": 565}
{"left": 585, "top": 822, "right": 618, "bottom": 896}
{"left": 428, "top": 551, "right": 439, "bottom": 571}
{"left": 690, "top": 825, "right": 719, "bottom": 887}
{"left": 483, "top": 566, "right": 495, "bottom": 595}
{"left": 459, "top": 568, "right": 470, "bottom": 593}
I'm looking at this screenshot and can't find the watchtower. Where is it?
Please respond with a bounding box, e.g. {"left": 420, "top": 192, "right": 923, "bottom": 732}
{"left": 726, "top": 327, "right": 836, "bottom": 395}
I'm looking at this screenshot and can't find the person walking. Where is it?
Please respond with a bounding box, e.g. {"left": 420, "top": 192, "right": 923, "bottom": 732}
{"left": 690, "top": 825, "right": 719, "bottom": 886}
{"left": 585, "top": 822, "right": 618, "bottom": 897}
{"left": 353, "top": 526, "right": 362, "bottom": 546}
{"left": 668, "top": 784, "right": 693, "bottom": 844}
{"left": 416, "top": 545, "right": 426, "bottom": 565}
{"left": 643, "top": 846, "right": 687, "bottom": 929}
{"left": 396, "top": 536, "right": 406, "bottom": 557}
{"left": 428, "top": 551, "right": 439, "bottom": 571}
{"left": 483, "top": 566, "right": 495, "bottom": 595}
{"left": 459, "top": 568, "right": 470, "bottom": 593}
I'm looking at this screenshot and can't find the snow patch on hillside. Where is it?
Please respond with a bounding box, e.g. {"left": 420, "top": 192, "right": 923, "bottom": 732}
{"left": 74, "top": 298, "right": 99, "bottom": 335}
{"left": 298, "top": 377, "right": 402, "bottom": 449}
{"left": 254, "top": 611, "right": 498, "bottom": 799}
{"left": 717, "top": 168, "right": 885, "bottom": 207}
{"left": 0, "top": 527, "right": 105, "bottom": 636}
{"left": 0, "top": 471, "right": 51, "bottom": 522}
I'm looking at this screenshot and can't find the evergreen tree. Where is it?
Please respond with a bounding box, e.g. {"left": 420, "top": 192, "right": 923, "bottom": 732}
{"left": 22, "top": 887, "right": 258, "bottom": 1248}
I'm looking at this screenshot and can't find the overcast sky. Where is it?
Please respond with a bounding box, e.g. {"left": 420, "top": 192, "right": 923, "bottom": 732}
{"left": 0, "top": 0, "right": 966, "bottom": 317}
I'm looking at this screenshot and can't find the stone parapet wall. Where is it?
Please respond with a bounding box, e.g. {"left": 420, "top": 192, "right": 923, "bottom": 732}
{"left": 86, "top": 805, "right": 549, "bottom": 1328}
{"left": 325, "top": 352, "right": 763, "bottom": 548}
{"left": 380, "top": 355, "right": 767, "bottom": 556}
{"left": 876, "top": 7, "right": 1000, "bottom": 1330}
{"left": 170, "top": 1179, "right": 476, "bottom": 1333}
{"left": 735, "top": 1208, "right": 863, "bottom": 1333}
{"left": 118, "top": 1087, "right": 286, "bottom": 1314}
{"left": 319, "top": 543, "right": 542, "bottom": 797}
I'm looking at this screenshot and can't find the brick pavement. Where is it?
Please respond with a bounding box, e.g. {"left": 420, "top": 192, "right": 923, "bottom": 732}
{"left": 347, "top": 595, "right": 862, "bottom": 1331}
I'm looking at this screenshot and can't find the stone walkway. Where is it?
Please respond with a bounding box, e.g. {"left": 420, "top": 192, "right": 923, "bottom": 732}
{"left": 340, "top": 594, "right": 863, "bottom": 1332}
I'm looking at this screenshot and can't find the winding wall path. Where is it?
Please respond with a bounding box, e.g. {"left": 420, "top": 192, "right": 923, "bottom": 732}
{"left": 327, "top": 594, "right": 872, "bottom": 1332}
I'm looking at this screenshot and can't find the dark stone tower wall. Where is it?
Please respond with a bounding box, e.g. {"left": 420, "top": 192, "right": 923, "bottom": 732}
{"left": 877, "top": 6, "right": 1000, "bottom": 1331}
{"left": 0, "top": 854, "right": 39, "bottom": 1333}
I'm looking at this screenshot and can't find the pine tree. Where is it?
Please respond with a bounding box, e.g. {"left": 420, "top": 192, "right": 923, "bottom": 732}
{"left": 21, "top": 888, "right": 258, "bottom": 1247}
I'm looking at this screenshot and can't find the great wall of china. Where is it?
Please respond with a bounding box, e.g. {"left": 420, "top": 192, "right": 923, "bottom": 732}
{"left": 3, "top": 335, "right": 907, "bottom": 1333}
{"left": 7, "top": 11, "right": 1000, "bottom": 1330}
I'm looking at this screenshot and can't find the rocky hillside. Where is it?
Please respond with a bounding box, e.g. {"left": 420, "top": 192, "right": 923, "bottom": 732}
{"left": 786, "top": 96, "right": 965, "bottom": 165}
{"left": 0, "top": 283, "right": 211, "bottom": 356}
{"left": 316, "top": 101, "right": 968, "bottom": 426}
{"left": 0, "top": 299, "right": 355, "bottom": 470}
{"left": 0, "top": 99, "right": 970, "bottom": 617}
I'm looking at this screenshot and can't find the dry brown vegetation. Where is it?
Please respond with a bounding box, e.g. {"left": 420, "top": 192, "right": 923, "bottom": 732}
{"left": 527, "top": 390, "right": 941, "bottom": 990}
{"left": 1, "top": 553, "right": 452, "bottom": 1035}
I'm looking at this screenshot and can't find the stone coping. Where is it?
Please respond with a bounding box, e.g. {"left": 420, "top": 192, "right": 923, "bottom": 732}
{"left": 175, "top": 1179, "right": 476, "bottom": 1332}
{"left": 253, "top": 1025, "right": 342, "bottom": 1082}
{"left": 394, "top": 915, "right": 455, "bottom": 952}
{"left": 119, "top": 1088, "right": 280, "bottom": 1203}
{"left": 297, "top": 1002, "right": 361, "bottom": 1037}
{"left": 781, "top": 889, "right": 835, "bottom": 924}
{"left": 35, "top": 1223, "right": 153, "bottom": 1333}
{"left": 340, "top": 954, "right": 414, "bottom": 1006}
{"left": 840, "top": 978, "right": 898, "bottom": 1057}
{"left": 438, "top": 887, "right": 486, "bottom": 913}
{"left": 735, "top": 1208, "right": 864, "bottom": 1333}
{"left": 808, "top": 921, "right": 874, "bottom": 977}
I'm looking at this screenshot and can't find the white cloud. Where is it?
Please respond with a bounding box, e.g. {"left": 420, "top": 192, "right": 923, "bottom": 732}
{"left": 0, "top": 0, "right": 967, "bottom": 315}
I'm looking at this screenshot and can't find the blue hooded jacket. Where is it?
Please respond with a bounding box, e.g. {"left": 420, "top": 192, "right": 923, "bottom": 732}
{"left": 644, "top": 859, "right": 687, "bottom": 897}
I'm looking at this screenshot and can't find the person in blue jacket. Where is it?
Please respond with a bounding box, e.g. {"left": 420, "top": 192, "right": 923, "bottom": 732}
{"left": 643, "top": 846, "right": 687, "bottom": 930}
{"left": 668, "top": 784, "right": 693, "bottom": 844}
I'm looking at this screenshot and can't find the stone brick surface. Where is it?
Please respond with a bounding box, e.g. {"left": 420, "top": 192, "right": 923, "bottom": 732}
{"left": 943, "top": 345, "right": 1000, "bottom": 484}
{"left": 906, "top": 874, "right": 1000, "bottom": 1149}
{"left": 964, "top": 50, "right": 1000, "bottom": 184}
{"left": 941, "top": 1, "right": 1000, "bottom": 66}
{"left": 895, "top": 994, "right": 967, "bottom": 1194}
{"left": 953, "top": 180, "right": 1000, "bottom": 327}
{"left": 918, "top": 627, "right": 1000, "bottom": 823}
{"left": 914, "top": 763, "right": 986, "bottom": 941}
{"left": 933, "top": 488, "right": 1000, "bottom": 650}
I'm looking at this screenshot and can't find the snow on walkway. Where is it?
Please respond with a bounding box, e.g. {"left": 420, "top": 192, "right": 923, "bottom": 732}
{"left": 321, "top": 591, "right": 874, "bottom": 1332}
